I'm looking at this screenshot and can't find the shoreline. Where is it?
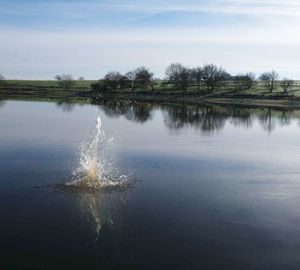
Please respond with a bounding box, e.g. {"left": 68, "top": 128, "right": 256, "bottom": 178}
{"left": 1, "top": 87, "right": 300, "bottom": 109}
{"left": 94, "top": 93, "right": 300, "bottom": 110}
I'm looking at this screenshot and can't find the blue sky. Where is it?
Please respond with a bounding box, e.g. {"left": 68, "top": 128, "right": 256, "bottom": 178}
{"left": 1, "top": 0, "right": 300, "bottom": 79}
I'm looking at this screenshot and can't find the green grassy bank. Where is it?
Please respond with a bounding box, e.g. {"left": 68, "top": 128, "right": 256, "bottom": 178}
{"left": 2, "top": 80, "right": 300, "bottom": 109}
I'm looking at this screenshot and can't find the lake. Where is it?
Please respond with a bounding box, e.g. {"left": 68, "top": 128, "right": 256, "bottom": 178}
{"left": 1, "top": 99, "right": 300, "bottom": 269}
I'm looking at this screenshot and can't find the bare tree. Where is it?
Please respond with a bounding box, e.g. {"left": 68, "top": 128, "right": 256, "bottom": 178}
{"left": 190, "top": 67, "right": 203, "bottom": 90}
{"left": 78, "top": 76, "right": 85, "bottom": 81}
{"left": 104, "top": 72, "right": 123, "bottom": 90}
{"left": 91, "top": 81, "right": 108, "bottom": 93}
{"left": 244, "top": 72, "right": 256, "bottom": 89}
{"left": 134, "top": 67, "right": 153, "bottom": 89}
{"left": 201, "top": 64, "right": 230, "bottom": 92}
{"left": 0, "top": 74, "right": 4, "bottom": 87}
{"left": 233, "top": 73, "right": 256, "bottom": 91}
{"left": 166, "top": 63, "right": 190, "bottom": 90}
{"left": 280, "top": 78, "right": 294, "bottom": 93}
{"left": 119, "top": 75, "right": 131, "bottom": 89}
{"left": 55, "top": 74, "right": 76, "bottom": 90}
{"left": 259, "top": 71, "right": 279, "bottom": 93}
{"left": 125, "top": 67, "right": 154, "bottom": 89}
{"left": 55, "top": 75, "right": 62, "bottom": 81}
{"left": 125, "top": 70, "right": 137, "bottom": 89}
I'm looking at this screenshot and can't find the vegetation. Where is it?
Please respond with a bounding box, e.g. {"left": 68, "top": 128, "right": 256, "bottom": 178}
{"left": 89, "top": 64, "right": 295, "bottom": 98}
{"left": 201, "top": 64, "right": 230, "bottom": 92}
{"left": 2, "top": 79, "right": 94, "bottom": 89}
{"left": 92, "top": 66, "right": 154, "bottom": 92}
{"left": 166, "top": 63, "right": 190, "bottom": 90}
{"left": 0, "top": 74, "right": 5, "bottom": 87}
{"left": 280, "top": 78, "right": 294, "bottom": 93}
{"left": 55, "top": 74, "right": 76, "bottom": 90}
{"left": 190, "top": 67, "right": 203, "bottom": 91}
{"left": 233, "top": 73, "right": 256, "bottom": 92}
{"left": 259, "top": 71, "right": 279, "bottom": 93}
{"left": 2, "top": 64, "right": 300, "bottom": 106}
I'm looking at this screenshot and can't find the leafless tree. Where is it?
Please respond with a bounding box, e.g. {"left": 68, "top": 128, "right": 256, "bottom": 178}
{"left": 55, "top": 74, "right": 76, "bottom": 90}
{"left": 125, "top": 67, "right": 153, "bottom": 89}
{"left": 91, "top": 81, "right": 108, "bottom": 93}
{"left": 190, "top": 67, "right": 203, "bottom": 90}
{"left": 244, "top": 72, "right": 256, "bottom": 89}
{"left": 233, "top": 73, "right": 256, "bottom": 91}
{"left": 280, "top": 78, "right": 294, "bottom": 93}
{"left": 55, "top": 75, "right": 62, "bottom": 81}
{"left": 125, "top": 70, "right": 137, "bottom": 89}
{"left": 78, "top": 76, "right": 85, "bottom": 81}
{"left": 134, "top": 67, "right": 153, "bottom": 88}
{"left": 259, "top": 71, "right": 279, "bottom": 93}
{"left": 166, "top": 63, "right": 190, "bottom": 90}
{"left": 118, "top": 75, "right": 131, "bottom": 89}
{"left": 201, "top": 64, "right": 230, "bottom": 92}
{"left": 104, "top": 72, "right": 123, "bottom": 90}
{"left": 0, "top": 74, "right": 5, "bottom": 87}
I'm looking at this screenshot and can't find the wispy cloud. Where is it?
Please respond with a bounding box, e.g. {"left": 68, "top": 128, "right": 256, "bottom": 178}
{"left": 97, "top": 0, "right": 300, "bottom": 17}
{"left": 2, "top": 0, "right": 300, "bottom": 21}
{"left": 1, "top": 22, "right": 300, "bottom": 79}
{"left": 1, "top": 0, "right": 300, "bottom": 78}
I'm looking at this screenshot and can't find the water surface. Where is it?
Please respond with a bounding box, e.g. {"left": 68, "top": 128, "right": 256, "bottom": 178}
{"left": 1, "top": 99, "right": 300, "bottom": 269}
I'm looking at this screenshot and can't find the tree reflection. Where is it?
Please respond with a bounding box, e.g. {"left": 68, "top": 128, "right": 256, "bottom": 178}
{"left": 97, "top": 99, "right": 154, "bottom": 123}
{"left": 95, "top": 99, "right": 299, "bottom": 134}
{"left": 230, "top": 108, "right": 253, "bottom": 128}
{"left": 99, "top": 99, "right": 132, "bottom": 118}
{"left": 0, "top": 98, "right": 6, "bottom": 109}
{"left": 56, "top": 96, "right": 75, "bottom": 112}
{"left": 125, "top": 103, "right": 153, "bottom": 123}
{"left": 258, "top": 108, "right": 293, "bottom": 133}
{"left": 163, "top": 105, "right": 227, "bottom": 134}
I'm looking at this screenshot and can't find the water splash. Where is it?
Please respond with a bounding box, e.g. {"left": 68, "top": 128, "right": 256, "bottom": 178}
{"left": 66, "top": 111, "right": 129, "bottom": 190}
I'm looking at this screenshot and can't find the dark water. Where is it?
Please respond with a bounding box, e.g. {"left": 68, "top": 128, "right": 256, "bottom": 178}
{"left": 2, "top": 99, "right": 300, "bottom": 269}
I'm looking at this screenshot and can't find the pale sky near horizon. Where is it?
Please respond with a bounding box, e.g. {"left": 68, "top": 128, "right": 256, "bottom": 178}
{"left": 1, "top": 0, "right": 300, "bottom": 79}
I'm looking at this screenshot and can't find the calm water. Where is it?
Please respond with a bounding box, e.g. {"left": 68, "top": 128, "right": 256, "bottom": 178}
{"left": 2, "top": 99, "right": 300, "bottom": 269}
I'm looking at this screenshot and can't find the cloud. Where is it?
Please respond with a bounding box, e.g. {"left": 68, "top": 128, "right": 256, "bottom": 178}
{"left": 101, "top": 0, "right": 300, "bottom": 18}
{"left": 1, "top": 0, "right": 300, "bottom": 78}
{"left": 1, "top": 22, "right": 300, "bottom": 79}
{"left": 2, "top": 0, "right": 300, "bottom": 21}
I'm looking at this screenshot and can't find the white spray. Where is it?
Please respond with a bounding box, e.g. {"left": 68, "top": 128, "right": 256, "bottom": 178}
{"left": 67, "top": 111, "right": 128, "bottom": 189}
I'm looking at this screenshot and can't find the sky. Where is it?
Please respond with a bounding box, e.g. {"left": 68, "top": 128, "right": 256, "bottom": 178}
{"left": 1, "top": 0, "right": 300, "bottom": 79}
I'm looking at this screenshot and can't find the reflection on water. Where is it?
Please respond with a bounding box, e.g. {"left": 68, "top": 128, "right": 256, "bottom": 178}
{"left": 0, "top": 98, "right": 5, "bottom": 109}
{"left": 56, "top": 184, "right": 130, "bottom": 241}
{"left": 76, "top": 190, "right": 128, "bottom": 241}
{"left": 3, "top": 99, "right": 300, "bottom": 269}
{"left": 99, "top": 99, "right": 154, "bottom": 123}
{"left": 56, "top": 96, "right": 75, "bottom": 112}
{"left": 79, "top": 190, "right": 103, "bottom": 239}
{"left": 94, "top": 98, "right": 297, "bottom": 134}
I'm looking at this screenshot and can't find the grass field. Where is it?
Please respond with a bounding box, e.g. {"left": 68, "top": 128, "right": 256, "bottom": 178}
{"left": 4, "top": 80, "right": 96, "bottom": 90}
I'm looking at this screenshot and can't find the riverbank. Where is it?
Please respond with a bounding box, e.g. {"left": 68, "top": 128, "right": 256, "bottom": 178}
{"left": 2, "top": 83, "right": 300, "bottom": 109}
{"left": 93, "top": 93, "right": 300, "bottom": 110}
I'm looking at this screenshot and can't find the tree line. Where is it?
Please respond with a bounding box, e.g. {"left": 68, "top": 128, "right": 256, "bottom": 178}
{"left": 89, "top": 64, "right": 295, "bottom": 94}
{"left": 0, "top": 65, "right": 296, "bottom": 94}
